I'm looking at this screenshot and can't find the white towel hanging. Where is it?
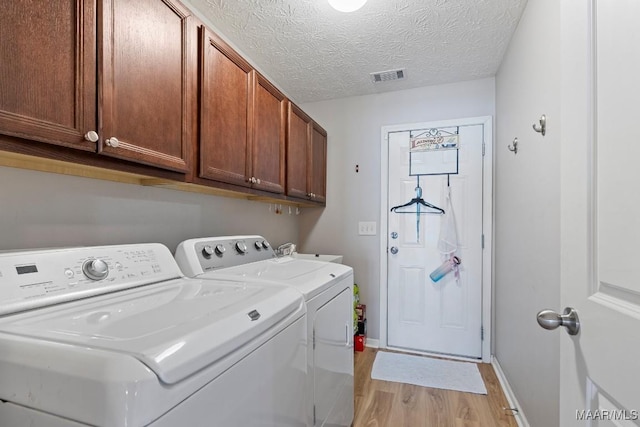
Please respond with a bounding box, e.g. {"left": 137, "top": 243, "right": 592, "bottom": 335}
{"left": 437, "top": 182, "right": 458, "bottom": 255}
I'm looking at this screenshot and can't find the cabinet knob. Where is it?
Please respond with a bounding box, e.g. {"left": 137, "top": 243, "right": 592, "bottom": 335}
{"left": 84, "top": 131, "right": 99, "bottom": 143}
{"left": 105, "top": 137, "right": 120, "bottom": 148}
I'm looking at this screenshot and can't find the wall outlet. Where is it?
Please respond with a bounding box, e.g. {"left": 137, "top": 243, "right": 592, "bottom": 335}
{"left": 358, "top": 221, "right": 377, "bottom": 236}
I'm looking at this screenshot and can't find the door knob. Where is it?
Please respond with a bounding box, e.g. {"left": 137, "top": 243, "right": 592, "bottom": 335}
{"left": 536, "top": 307, "right": 580, "bottom": 335}
{"left": 390, "top": 246, "right": 399, "bottom": 255}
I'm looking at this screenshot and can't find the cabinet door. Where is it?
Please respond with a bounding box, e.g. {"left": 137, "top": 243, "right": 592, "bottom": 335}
{"left": 98, "top": 0, "right": 192, "bottom": 172}
{"left": 252, "top": 74, "right": 286, "bottom": 194}
{"left": 199, "top": 28, "right": 252, "bottom": 187}
{"left": 286, "top": 103, "right": 311, "bottom": 199}
{"left": 309, "top": 123, "right": 327, "bottom": 204}
{"left": 0, "top": 1, "right": 96, "bottom": 151}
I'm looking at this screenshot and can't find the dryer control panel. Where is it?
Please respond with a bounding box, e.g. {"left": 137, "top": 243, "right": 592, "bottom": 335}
{"left": 0, "top": 243, "right": 181, "bottom": 316}
{"left": 175, "top": 235, "right": 277, "bottom": 276}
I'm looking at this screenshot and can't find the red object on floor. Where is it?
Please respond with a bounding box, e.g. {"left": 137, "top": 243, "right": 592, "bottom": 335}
{"left": 354, "top": 334, "right": 366, "bottom": 352}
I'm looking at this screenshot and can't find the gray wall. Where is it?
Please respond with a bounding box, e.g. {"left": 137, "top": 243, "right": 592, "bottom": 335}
{"left": 494, "top": 0, "right": 561, "bottom": 426}
{"left": 300, "top": 78, "right": 495, "bottom": 341}
{"left": 0, "top": 166, "right": 299, "bottom": 252}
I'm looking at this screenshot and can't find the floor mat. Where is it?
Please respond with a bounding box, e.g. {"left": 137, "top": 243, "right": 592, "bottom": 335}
{"left": 370, "top": 351, "right": 487, "bottom": 395}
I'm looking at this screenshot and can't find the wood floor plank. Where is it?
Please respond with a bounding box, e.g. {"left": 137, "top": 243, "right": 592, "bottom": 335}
{"left": 354, "top": 348, "right": 518, "bottom": 427}
{"left": 354, "top": 389, "right": 394, "bottom": 426}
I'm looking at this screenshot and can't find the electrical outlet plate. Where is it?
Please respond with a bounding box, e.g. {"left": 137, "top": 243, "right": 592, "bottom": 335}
{"left": 358, "top": 221, "right": 377, "bottom": 236}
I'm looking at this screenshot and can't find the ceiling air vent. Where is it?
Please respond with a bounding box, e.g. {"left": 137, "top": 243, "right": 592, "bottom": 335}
{"left": 370, "top": 68, "right": 406, "bottom": 83}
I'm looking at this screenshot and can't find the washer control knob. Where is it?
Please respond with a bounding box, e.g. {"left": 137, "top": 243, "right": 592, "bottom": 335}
{"left": 254, "top": 241, "right": 263, "bottom": 250}
{"left": 82, "top": 258, "right": 109, "bottom": 281}
{"left": 235, "top": 241, "right": 248, "bottom": 254}
{"left": 214, "top": 244, "right": 226, "bottom": 256}
{"left": 202, "top": 245, "right": 215, "bottom": 258}
{"left": 261, "top": 240, "right": 270, "bottom": 249}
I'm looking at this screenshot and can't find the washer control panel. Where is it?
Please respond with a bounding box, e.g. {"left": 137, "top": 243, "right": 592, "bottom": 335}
{"left": 0, "top": 243, "right": 181, "bottom": 316}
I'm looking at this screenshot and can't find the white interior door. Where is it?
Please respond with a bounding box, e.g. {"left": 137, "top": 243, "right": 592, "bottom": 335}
{"left": 560, "top": 0, "right": 640, "bottom": 424}
{"left": 387, "top": 123, "right": 484, "bottom": 359}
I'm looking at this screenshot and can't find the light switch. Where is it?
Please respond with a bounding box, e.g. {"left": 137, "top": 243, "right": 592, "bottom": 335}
{"left": 358, "top": 221, "right": 377, "bottom": 236}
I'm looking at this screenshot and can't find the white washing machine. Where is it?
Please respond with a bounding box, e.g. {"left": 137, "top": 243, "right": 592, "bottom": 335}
{"left": 174, "top": 235, "right": 354, "bottom": 427}
{"left": 0, "top": 243, "right": 307, "bottom": 427}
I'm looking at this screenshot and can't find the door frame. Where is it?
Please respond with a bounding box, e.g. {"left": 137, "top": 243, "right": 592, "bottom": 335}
{"left": 379, "top": 116, "right": 493, "bottom": 362}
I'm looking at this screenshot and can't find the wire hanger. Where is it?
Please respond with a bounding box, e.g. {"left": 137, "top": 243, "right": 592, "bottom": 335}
{"left": 390, "top": 176, "right": 445, "bottom": 215}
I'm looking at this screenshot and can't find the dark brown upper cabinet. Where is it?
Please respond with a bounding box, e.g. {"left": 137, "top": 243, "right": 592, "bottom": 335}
{"left": 199, "top": 28, "right": 252, "bottom": 188}
{"left": 0, "top": 0, "right": 193, "bottom": 173}
{"left": 309, "top": 122, "right": 327, "bottom": 204}
{"left": 286, "top": 102, "right": 311, "bottom": 200}
{"left": 252, "top": 74, "right": 286, "bottom": 194}
{"left": 98, "top": 0, "right": 193, "bottom": 173}
{"left": 199, "top": 27, "right": 285, "bottom": 194}
{"left": 286, "top": 102, "right": 326, "bottom": 205}
{"left": 0, "top": 1, "right": 97, "bottom": 151}
{"left": 1, "top": 2, "right": 326, "bottom": 204}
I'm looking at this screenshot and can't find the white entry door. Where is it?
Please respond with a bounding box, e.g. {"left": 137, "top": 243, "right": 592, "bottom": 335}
{"left": 559, "top": 0, "right": 640, "bottom": 424}
{"left": 386, "top": 121, "right": 486, "bottom": 359}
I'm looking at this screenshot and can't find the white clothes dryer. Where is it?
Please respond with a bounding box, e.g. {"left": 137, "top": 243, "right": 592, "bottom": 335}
{"left": 175, "top": 235, "right": 354, "bottom": 427}
{"left": 0, "top": 243, "right": 307, "bottom": 427}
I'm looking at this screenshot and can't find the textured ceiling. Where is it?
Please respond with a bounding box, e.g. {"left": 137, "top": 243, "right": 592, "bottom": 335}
{"left": 188, "top": 0, "right": 527, "bottom": 103}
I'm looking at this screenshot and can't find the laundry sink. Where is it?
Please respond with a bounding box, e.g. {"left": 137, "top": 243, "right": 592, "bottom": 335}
{"left": 292, "top": 252, "right": 343, "bottom": 264}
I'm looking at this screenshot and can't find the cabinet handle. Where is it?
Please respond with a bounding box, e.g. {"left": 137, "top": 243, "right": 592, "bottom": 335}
{"left": 105, "top": 137, "right": 120, "bottom": 148}
{"left": 84, "top": 131, "right": 99, "bottom": 143}
{"left": 345, "top": 324, "right": 351, "bottom": 347}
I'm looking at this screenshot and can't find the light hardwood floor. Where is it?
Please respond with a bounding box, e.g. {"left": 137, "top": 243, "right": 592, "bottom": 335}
{"left": 354, "top": 348, "right": 518, "bottom": 427}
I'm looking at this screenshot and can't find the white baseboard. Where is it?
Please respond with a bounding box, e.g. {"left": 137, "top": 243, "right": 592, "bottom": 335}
{"left": 365, "top": 338, "right": 379, "bottom": 348}
{"left": 491, "top": 356, "right": 530, "bottom": 427}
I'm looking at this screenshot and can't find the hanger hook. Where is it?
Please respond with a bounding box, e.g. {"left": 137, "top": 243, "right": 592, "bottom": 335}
{"left": 532, "top": 114, "right": 546, "bottom": 136}
{"left": 507, "top": 137, "right": 518, "bottom": 154}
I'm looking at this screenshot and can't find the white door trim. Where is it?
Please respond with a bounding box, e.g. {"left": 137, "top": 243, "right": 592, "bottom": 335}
{"left": 379, "top": 116, "right": 493, "bottom": 362}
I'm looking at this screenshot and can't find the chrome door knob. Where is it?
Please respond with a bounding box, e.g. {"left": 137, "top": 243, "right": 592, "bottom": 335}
{"left": 390, "top": 246, "right": 399, "bottom": 254}
{"left": 536, "top": 307, "right": 580, "bottom": 335}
